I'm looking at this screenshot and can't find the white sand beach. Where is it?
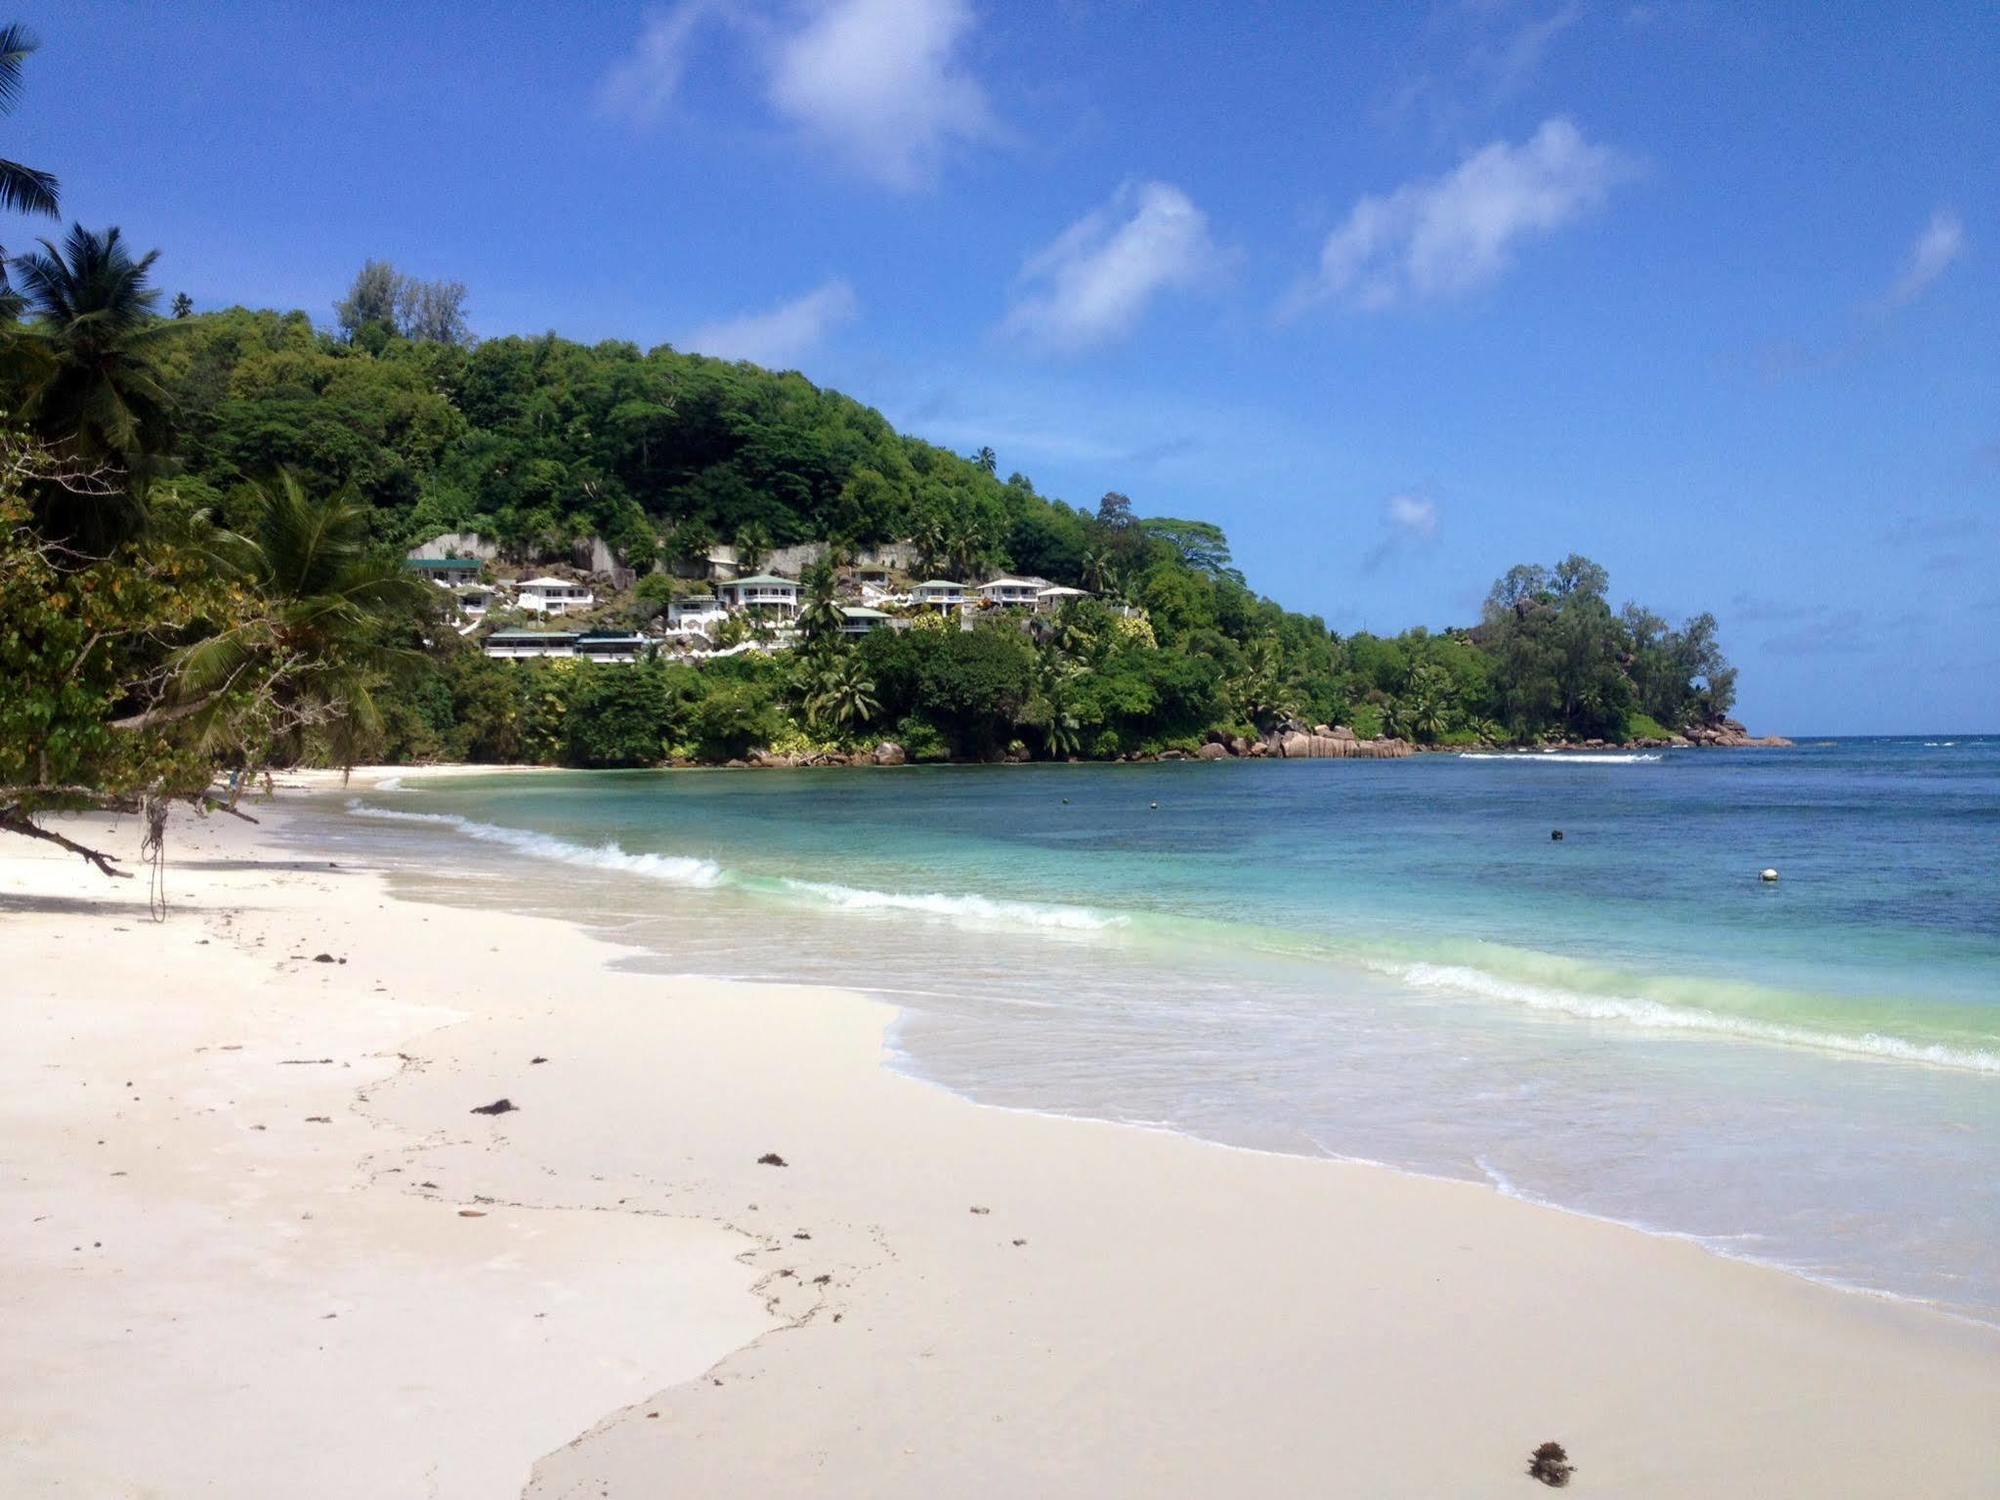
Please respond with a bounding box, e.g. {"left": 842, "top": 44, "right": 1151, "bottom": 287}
{"left": 4, "top": 789, "right": 1998, "bottom": 1498}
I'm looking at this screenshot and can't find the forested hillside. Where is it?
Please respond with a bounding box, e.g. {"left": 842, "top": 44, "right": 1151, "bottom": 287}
{"left": 117, "top": 298, "right": 1736, "bottom": 756}
{"left": 3, "top": 70, "right": 1751, "bottom": 838}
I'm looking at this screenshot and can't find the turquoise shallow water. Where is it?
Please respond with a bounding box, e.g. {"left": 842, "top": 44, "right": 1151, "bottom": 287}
{"left": 302, "top": 739, "right": 2000, "bottom": 1324}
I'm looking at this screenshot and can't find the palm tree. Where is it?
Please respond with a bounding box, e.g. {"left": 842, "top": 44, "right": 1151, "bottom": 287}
{"left": 808, "top": 655, "right": 879, "bottom": 733}
{"left": 733, "top": 521, "right": 771, "bottom": 573}
{"left": 913, "top": 511, "right": 951, "bottom": 574}
{"left": 173, "top": 473, "right": 436, "bottom": 767}
{"left": 973, "top": 446, "right": 997, "bottom": 475}
{"left": 10, "top": 224, "right": 184, "bottom": 466}
{"left": 1078, "top": 545, "right": 1111, "bottom": 593}
{"left": 798, "top": 560, "right": 845, "bottom": 649}
{"left": 0, "top": 23, "right": 60, "bottom": 305}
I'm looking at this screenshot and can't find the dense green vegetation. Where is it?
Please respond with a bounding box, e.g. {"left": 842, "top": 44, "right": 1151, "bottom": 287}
{"left": 0, "top": 18, "right": 1744, "bottom": 859}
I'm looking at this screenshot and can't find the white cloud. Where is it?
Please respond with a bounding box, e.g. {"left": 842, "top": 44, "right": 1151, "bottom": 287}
{"left": 596, "top": 2, "right": 724, "bottom": 125}
{"left": 1887, "top": 208, "right": 1966, "bottom": 307}
{"left": 597, "top": 0, "right": 999, "bottom": 190}
{"left": 687, "top": 279, "right": 859, "bottom": 366}
{"left": 767, "top": 0, "right": 997, "bottom": 189}
{"left": 1308, "top": 118, "right": 1629, "bottom": 310}
{"left": 1003, "top": 181, "right": 1228, "bottom": 353}
{"left": 1362, "top": 493, "right": 1440, "bottom": 573}
{"left": 1386, "top": 493, "right": 1439, "bottom": 539}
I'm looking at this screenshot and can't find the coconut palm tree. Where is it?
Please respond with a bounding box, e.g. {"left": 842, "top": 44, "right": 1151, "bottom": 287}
{"left": 808, "top": 655, "right": 879, "bottom": 733}
{"left": 172, "top": 473, "right": 437, "bottom": 766}
{"left": 0, "top": 22, "right": 60, "bottom": 305}
{"left": 797, "top": 560, "right": 845, "bottom": 649}
{"left": 10, "top": 225, "right": 184, "bottom": 467}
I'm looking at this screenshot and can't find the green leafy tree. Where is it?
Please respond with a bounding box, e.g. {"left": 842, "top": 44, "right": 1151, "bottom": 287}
{"left": 7, "top": 224, "right": 186, "bottom": 542}
{"left": 807, "top": 653, "right": 880, "bottom": 733}
{"left": 0, "top": 21, "right": 59, "bottom": 305}
{"left": 797, "top": 559, "right": 845, "bottom": 650}
{"left": 171, "top": 472, "right": 437, "bottom": 767}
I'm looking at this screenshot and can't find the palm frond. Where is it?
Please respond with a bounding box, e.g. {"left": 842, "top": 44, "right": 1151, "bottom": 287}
{"left": 0, "top": 22, "right": 40, "bottom": 112}
{"left": 0, "top": 158, "right": 58, "bottom": 217}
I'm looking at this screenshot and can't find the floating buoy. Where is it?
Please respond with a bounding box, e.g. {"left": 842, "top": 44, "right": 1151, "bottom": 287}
{"left": 1149, "top": 801, "right": 1159, "bottom": 810}
{"left": 1551, "top": 829, "right": 1564, "bottom": 841}
{"left": 1760, "top": 868, "right": 1780, "bottom": 882}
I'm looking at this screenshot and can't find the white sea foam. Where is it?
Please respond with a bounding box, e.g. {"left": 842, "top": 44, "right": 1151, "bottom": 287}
{"left": 1381, "top": 960, "right": 2000, "bottom": 1073}
{"left": 777, "top": 878, "right": 1126, "bottom": 933}
{"left": 1458, "top": 752, "right": 1663, "bottom": 764}
{"left": 345, "top": 801, "right": 723, "bottom": 887}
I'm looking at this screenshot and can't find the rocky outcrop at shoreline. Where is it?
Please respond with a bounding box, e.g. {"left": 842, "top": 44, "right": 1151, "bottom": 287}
{"left": 719, "top": 718, "right": 1791, "bottom": 770}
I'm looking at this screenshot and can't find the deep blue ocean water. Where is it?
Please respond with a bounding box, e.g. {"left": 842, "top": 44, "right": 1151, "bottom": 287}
{"left": 301, "top": 738, "right": 2000, "bottom": 1324}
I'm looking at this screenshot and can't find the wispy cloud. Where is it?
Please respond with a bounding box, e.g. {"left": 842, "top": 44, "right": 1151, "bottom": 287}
{"left": 1361, "top": 493, "right": 1441, "bottom": 572}
{"left": 1886, "top": 208, "right": 1966, "bottom": 307}
{"left": 1300, "top": 118, "right": 1630, "bottom": 311}
{"left": 687, "top": 279, "right": 859, "bottom": 366}
{"left": 595, "top": 2, "right": 726, "bottom": 125}
{"left": 767, "top": 0, "right": 999, "bottom": 189}
{"left": 597, "top": 0, "right": 1000, "bottom": 191}
{"left": 1747, "top": 208, "right": 1972, "bottom": 382}
{"left": 1378, "top": 2, "right": 1583, "bottom": 140}
{"left": 1003, "top": 180, "right": 1229, "bottom": 353}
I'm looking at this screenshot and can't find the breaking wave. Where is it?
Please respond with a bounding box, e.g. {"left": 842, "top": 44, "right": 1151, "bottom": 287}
{"left": 1458, "top": 752, "right": 1664, "bottom": 764}
{"left": 345, "top": 800, "right": 723, "bottom": 887}
{"left": 1377, "top": 959, "right": 2000, "bottom": 1073}
{"left": 774, "top": 878, "right": 1127, "bottom": 933}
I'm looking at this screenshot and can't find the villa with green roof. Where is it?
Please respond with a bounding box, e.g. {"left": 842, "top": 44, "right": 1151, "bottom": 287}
{"left": 840, "top": 605, "right": 893, "bottom": 635}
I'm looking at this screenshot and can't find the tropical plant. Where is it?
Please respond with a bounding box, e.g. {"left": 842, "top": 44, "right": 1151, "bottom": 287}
{"left": 797, "top": 559, "right": 845, "bottom": 649}
{"left": 170, "top": 472, "right": 436, "bottom": 766}
{"left": 0, "top": 22, "right": 59, "bottom": 304}
{"left": 807, "top": 653, "right": 879, "bottom": 733}
{"left": 7, "top": 225, "right": 188, "bottom": 545}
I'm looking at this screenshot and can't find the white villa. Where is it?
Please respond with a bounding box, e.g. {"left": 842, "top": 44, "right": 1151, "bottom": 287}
{"left": 405, "top": 556, "right": 484, "bottom": 587}
{"left": 977, "top": 577, "right": 1042, "bottom": 608}
{"left": 1035, "top": 584, "right": 1090, "bottom": 612}
{"left": 517, "top": 577, "right": 596, "bottom": 616}
{"left": 484, "top": 628, "right": 578, "bottom": 659}
{"left": 840, "top": 605, "right": 893, "bottom": 636}
{"left": 573, "top": 631, "right": 647, "bottom": 663}
{"left": 664, "top": 595, "right": 728, "bottom": 634}
{"left": 482, "top": 628, "right": 649, "bottom": 663}
{"left": 716, "top": 573, "right": 801, "bottom": 617}
{"left": 453, "top": 584, "right": 496, "bottom": 619}
{"left": 911, "top": 579, "right": 967, "bottom": 611}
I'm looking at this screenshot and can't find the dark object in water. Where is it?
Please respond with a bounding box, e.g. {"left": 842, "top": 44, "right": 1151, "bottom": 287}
{"left": 312, "top": 953, "right": 337, "bottom": 963}
{"left": 758, "top": 1152, "right": 788, "bottom": 1167}
{"left": 470, "top": 1098, "right": 516, "bottom": 1116}
{"left": 1550, "top": 830, "right": 1564, "bottom": 841}
{"left": 1527, "top": 1441, "right": 1574, "bottom": 1487}
{"left": 529, "top": 1056, "right": 548, "bottom": 1064}
{"left": 969, "top": 1206, "right": 990, "bottom": 1215}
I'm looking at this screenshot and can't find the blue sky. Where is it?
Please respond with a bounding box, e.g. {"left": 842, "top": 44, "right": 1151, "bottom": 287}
{"left": 13, "top": 0, "right": 1998, "bottom": 732}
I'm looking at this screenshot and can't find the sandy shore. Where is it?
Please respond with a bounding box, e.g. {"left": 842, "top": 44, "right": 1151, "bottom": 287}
{"left": 4, "top": 794, "right": 1997, "bottom": 1497}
